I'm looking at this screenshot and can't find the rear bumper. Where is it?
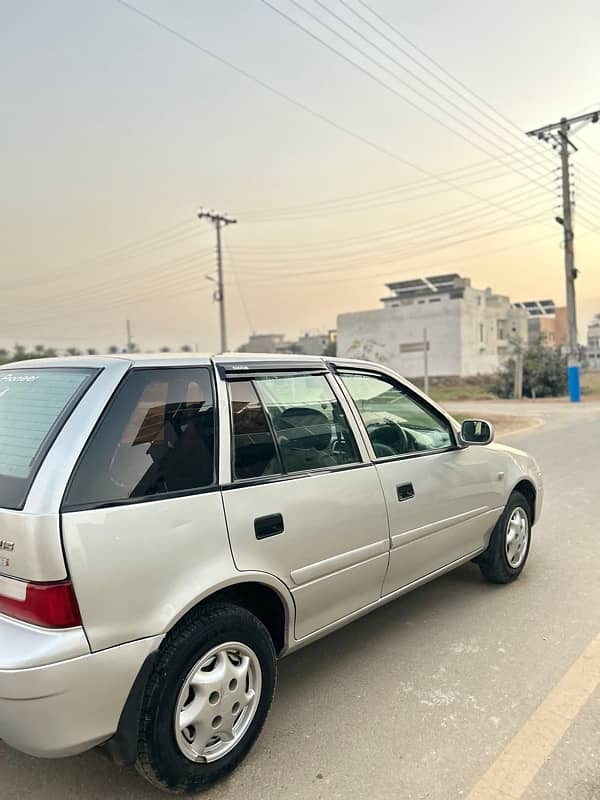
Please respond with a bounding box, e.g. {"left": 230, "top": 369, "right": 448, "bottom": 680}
{"left": 0, "top": 630, "right": 161, "bottom": 758}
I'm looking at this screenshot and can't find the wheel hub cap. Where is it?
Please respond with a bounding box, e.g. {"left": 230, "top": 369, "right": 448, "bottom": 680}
{"left": 174, "top": 642, "right": 262, "bottom": 763}
{"left": 505, "top": 507, "right": 529, "bottom": 568}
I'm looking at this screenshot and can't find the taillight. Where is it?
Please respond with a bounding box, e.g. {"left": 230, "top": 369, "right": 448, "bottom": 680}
{"left": 0, "top": 578, "right": 81, "bottom": 628}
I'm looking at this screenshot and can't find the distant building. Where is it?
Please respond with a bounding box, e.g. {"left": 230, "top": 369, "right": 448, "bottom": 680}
{"left": 512, "top": 300, "right": 567, "bottom": 347}
{"left": 238, "top": 330, "right": 336, "bottom": 356}
{"left": 237, "top": 333, "right": 294, "bottom": 354}
{"left": 587, "top": 314, "right": 600, "bottom": 369}
{"left": 296, "top": 330, "right": 336, "bottom": 356}
{"left": 337, "top": 273, "right": 528, "bottom": 378}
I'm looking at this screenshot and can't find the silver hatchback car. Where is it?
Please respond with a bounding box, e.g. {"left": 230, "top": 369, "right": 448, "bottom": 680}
{"left": 0, "top": 354, "right": 542, "bottom": 793}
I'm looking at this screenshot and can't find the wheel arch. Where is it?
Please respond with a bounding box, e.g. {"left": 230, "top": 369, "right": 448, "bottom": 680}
{"left": 102, "top": 574, "right": 294, "bottom": 767}
{"left": 168, "top": 573, "right": 295, "bottom": 658}
{"left": 511, "top": 479, "right": 537, "bottom": 524}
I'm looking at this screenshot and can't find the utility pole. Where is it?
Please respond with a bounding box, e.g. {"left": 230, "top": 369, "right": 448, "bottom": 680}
{"left": 514, "top": 348, "right": 523, "bottom": 400}
{"left": 197, "top": 209, "right": 237, "bottom": 353}
{"left": 423, "top": 328, "right": 429, "bottom": 395}
{"left": 126, "top": 319, "right": 133, "bottom": 353}
{"left": 526, "top": 109, "right": 600, "bottom": 402}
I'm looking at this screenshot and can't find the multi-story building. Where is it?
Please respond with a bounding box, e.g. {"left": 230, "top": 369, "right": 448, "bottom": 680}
{"left": 337, "top": 273, "right": 528, "bottom": 378}
{"left": 512, "top": 299, "right": 567, "bottom": 347}
{"left": 587, "top": 313, "right": 600, "bottom": 369}
{"left": 237, "top": 330, "right": 336, "bottom": 356}
{"left": 237, "top": 333, "right": 294, "bottom": 354}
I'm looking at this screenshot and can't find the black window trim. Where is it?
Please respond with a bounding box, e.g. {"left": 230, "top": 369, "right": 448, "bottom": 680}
{"left": 225, "top": 372, "right": 365, "bottom": 484}
{"left": 61, "top": 365, "right": 219, "bottom": 513}
{"left": 217, "top": 362, "right": 328, "bottom": 381}
{"left": 0, "top": 365, "right": 101, "bottom": 511}
{"left": 334, "top": 367, "right": 460, "bottom": 463}
{"left": 221, "top": 461, "right": 372, "bottom": 492}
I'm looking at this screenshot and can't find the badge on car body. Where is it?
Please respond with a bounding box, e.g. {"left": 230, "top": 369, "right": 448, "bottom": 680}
{"left": 0, "top": 557, "right": 9, "bottom": 568}
{"left": 0, "top": 540, "right": 15, "bottom": 552}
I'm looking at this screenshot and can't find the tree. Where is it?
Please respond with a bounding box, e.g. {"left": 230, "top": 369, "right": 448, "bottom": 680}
{"left": 160, "top": 346, "right": 171, "bottom": 352}
{"left": 181, "top": 344, "right": 192, "bottom": 352}
{"left": 65, "top": 347, "right": 81, "bottom": 357}
{"left": 86, "top": 348, "right": 97, "bottom": 355}
{"left": 34, "top": 344, "right": 45, "bottom": 354}
{"left": 108, "top": 345, "right": 119, "bottom": 354}
{"left": 322, "top": 340, "right": 336, "bottom": 357}
{"left": 494, "top": 339, "right": 567, "bottom": 398}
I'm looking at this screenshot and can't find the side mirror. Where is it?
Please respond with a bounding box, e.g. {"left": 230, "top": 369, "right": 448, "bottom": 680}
{"left": 460, "top": 419, "right": 494, "bottom": 446}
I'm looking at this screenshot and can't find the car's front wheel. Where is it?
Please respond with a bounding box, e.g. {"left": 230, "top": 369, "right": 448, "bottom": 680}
{"left": 136, "top": 602, "right": 276, "bottom": 794}
{"left": 478, "top": 491, "right": 532, "bottom": 583}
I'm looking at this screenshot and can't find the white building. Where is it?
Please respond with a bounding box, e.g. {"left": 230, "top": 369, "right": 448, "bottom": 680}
{"left": 337, "top": 274, "right": 528, "bottom": 378}
{"left": 586, "top": 314, "right": 600, "bottom": 369}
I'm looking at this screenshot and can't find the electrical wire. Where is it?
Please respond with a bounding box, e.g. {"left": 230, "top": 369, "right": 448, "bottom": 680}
{"left": 311, "top": 0, "right": 554, "bottom": 181}
{"left": 260, "top": 0, "right": 555, "bottom": 195}
{"left": 115, "top": 1, "right": 556, "bottom": 227}
{"left": 0, "top": 219, "right": 202, "bottom": 291}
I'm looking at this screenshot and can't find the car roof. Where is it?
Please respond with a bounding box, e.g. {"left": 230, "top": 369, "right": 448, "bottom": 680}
{"left": 0, "top": 352, "right": 378, "bottom": 370}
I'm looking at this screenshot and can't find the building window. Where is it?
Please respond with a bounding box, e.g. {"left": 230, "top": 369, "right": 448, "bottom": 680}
{"left": 480, "top": 323, "right": 485, "bottom": 343}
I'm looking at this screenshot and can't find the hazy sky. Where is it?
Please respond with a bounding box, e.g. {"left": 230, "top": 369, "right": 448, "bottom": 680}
{"left": 1, "top": 0, "right": 599, "bottom": 352}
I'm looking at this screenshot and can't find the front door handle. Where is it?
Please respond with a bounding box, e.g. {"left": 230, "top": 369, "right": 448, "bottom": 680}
{"left": 396, "top": 483, "right": 415, "bottom": 502}
{"left": 254, "top": 513, "right": 285, "bottom": 540}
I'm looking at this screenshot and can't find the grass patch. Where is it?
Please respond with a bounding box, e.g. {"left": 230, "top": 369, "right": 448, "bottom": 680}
{"left": 451, "top": 412, "right": 534, "bottom": 437}
{"left": 581, "top": 370, "right": 600, "bottom": 398}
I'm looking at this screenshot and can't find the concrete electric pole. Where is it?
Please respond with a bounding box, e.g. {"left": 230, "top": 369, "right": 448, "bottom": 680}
{"left": 126, "top": 319, "right": 133, "bottom": 353}
{"left": 526, "top": 110, "right": 600, "bottom": 402}
{"left": 197, "top": 209, "right": 237, "bottom": 353}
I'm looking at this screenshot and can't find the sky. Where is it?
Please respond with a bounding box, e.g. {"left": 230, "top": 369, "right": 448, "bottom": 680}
{"left": 1, "top": 0, "right": 599, "bottom": 353}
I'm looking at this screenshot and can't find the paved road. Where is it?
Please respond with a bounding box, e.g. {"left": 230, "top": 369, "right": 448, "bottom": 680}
{"left": 3, "top": 401, "right": 600, "bottom": 799}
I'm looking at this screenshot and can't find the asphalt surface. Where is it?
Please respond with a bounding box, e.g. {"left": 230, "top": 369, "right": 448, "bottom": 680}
{"left": 2, "top": 399, "right": 600, "bottom": 800}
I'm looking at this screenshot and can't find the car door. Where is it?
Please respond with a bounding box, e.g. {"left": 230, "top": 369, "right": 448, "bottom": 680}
{"left": 336, "top": 368, "right": 505, "bottom": 596}
{"left": 218, "top": 362, "right": 390, "bottom": 640}
{"left": 61, "top": 365, "right": 234, "bottom": 651}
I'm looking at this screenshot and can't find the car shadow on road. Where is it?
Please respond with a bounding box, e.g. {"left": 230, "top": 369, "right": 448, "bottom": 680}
{"left": 0, "top": 562, "right": 492, "bottom": 799}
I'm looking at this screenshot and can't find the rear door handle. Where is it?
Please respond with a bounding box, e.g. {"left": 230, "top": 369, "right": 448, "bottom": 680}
{"left": 254, "top": 513, "right": 285, "bottom": 540}
{"left": 396, "top": 483, "right": 415, "bottom": 502}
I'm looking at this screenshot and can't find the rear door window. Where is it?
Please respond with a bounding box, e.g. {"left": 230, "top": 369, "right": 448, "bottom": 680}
{"left": 0, "top": 368, "right": 97, "bottom": 509}
{"left": 63, "top": 368, "right": 216, "bottom": 509}
{"left": 229, "top": 381, "right": 283, "bottom": 480}
{"left": 254, "top": 374, "right": 361, "bottom": 474}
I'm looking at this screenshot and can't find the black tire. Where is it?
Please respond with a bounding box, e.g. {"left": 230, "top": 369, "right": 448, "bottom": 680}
{"left": 135, "top": 602, "right": 276, "bottom": 794}
{"left": 478, "top": 491, "right": 532, "bottom": 584}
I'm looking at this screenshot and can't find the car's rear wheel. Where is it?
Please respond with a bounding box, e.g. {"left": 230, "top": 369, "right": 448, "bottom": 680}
{"left": 136, "top": 603, "right": 276, "bottom": 794}
{"left": 478, "top": 491, "right": 532, "bottom": 583}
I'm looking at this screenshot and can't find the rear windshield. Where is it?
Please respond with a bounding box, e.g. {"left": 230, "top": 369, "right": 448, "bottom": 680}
{"left": 0, "top": 367, "right": 97, "bottom": 509}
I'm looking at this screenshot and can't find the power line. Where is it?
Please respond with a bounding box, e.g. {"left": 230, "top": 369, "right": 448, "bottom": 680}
{"left": 309, "top": 0, "right": 554, "bottom": 182}
{"left": 260, "top": 0, "right": 554, "bottom": 195}
{"left": 0, "top": 221, "right": 205, "bottom": 292}
{"left": 115, "top": 1, "right": 555, "bottom": 227}
{"left": 243, "top": 160, "right": 554, "bottom": 223}
{"left": 354, "top": 0, "right": 536, "bottom": 143}
{"left": 236, "top": 225, "right": 558, "bottom": 287}
{"left": 230, "top": 187, "right": 552, "bottom": 265}
{"left": 232, "top": 207, "right": 552, "bottom": 282}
